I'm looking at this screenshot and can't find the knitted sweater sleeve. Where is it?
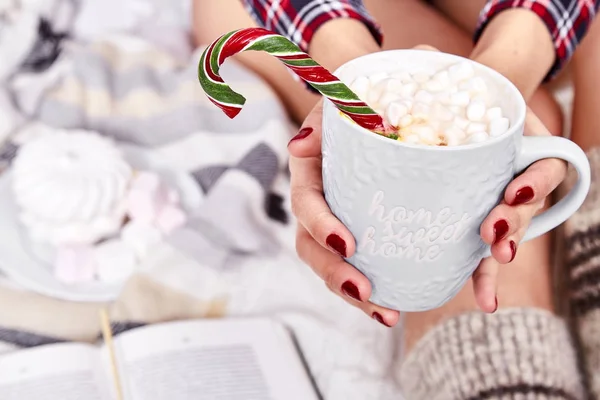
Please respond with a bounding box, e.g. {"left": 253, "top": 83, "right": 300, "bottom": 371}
{"left": 398, "top": 308, "right": 585, "bottom": 399}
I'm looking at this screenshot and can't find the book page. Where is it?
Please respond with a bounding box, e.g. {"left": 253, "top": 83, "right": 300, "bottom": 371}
{"left": 0, "top": 343, "right": 112, "bottom": 400}
{"left": 102, "top": 318, "right": 319, "bottom": 400}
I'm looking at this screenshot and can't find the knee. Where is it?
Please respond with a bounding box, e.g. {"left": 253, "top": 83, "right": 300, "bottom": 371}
{"left": 528, "top": 87, "right": 563, "bottom": 136}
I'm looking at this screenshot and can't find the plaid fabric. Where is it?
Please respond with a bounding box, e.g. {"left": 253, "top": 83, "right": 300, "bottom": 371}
{"left": 241, "top": 0, "right": 382, "bottom": 53}
{"left": 474, "top": 0, "right": 600, "bottom": 80}
{"left": 243, "top": 0, "right": 599, "bottom": 83}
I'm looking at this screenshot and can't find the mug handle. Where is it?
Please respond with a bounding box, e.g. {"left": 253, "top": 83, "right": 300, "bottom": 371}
{"left": 516, "top": 135, "right": 591, "bottom": 243}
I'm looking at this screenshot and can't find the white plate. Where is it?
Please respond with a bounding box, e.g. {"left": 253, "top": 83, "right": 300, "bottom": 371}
{"left": 0, "top": 144, "right": 203, "bottom": 302}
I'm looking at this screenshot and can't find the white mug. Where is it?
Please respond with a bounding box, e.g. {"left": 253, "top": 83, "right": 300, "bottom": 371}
{"left": 322, "top": 50, "right": 591, "bottom": 312}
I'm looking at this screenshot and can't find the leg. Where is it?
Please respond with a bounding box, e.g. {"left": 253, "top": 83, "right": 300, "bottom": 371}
{"left": 570, "top": 16, "right": 600, "bottom": 151}
{"left": 565, "top": 16, "right": 600, "bottom": 397}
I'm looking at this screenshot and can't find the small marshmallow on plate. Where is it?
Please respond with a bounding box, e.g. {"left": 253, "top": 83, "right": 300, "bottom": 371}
{"left": 94, "top": 239, "right": 137, "bottom": 284}
{"left": 54, "top": 245, "right": 96, "bottom": 284}
{"left": 156, "top": 205, "right": 187, "bottom": 235}
{"left": 126, "top": 171, "right": 169, "bottom": 223}
{"left": 121, "top": 220, "right": 163, "bottom": 260}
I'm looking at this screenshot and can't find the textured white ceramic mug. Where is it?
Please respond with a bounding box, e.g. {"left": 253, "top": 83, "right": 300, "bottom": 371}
{"left": 322, "top": 50, "right": 591, "bottom": 312}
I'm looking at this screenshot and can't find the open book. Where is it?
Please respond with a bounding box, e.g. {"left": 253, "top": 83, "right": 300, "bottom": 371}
{"left": 0, "top": 318, "right": 321, "bottom": 400}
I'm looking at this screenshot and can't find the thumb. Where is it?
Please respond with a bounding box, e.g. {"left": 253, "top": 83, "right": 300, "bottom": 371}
{"left": 288, "top": 99, "right": 323, "bottom": 158}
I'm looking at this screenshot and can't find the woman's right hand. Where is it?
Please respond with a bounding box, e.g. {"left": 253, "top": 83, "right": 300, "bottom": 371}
{"left": 289, "top": 99, "right": 402, "bottom": 327}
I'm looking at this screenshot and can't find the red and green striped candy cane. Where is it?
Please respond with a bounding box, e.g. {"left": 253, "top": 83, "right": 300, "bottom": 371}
{"left": 198, "top": 28, "right": 395, "bottom": 135}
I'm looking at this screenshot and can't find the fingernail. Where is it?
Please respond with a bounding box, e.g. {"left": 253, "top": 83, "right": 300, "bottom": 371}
{"left": 493, "top": 296, "right": 498, "bottom": 313}
{"left": 288, "top": 127, "right": 313, "bottom": 145}
{"left": 509, "top": 240, "right": 517, "bottom": 262}
{"left": 341, "top": 281, "right": 361, "bottom": 302}
{"left": 372, "top": 312, "right": 391, "bottom": 327}
{"left": 511, "top": 186, "right": 534, "bottom": 205}
{"left": 493, "top": 219, "right": 509, "bottom": 244}
{"left": 326, "top": 233, "right": 347, "bottom": 258}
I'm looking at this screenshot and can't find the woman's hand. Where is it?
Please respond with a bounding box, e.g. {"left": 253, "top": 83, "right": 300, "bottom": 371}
{"left": 289, "top": 98, "right": 567, "bottom": 324}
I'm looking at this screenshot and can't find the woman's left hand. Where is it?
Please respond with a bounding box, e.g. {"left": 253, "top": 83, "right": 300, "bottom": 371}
{"left": 474, "top": 109, "right": 567, "bottom": 312}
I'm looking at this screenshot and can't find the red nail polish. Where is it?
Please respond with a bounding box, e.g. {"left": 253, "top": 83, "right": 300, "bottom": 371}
{"left": 509, "top": 240, "right": 517, "bottom": 262}
{"left": 326, "top": 233, "right": 347, "bottom": 258}
{"left": 511, "top": 186, "right": 534, "bottom": 206}
{"left": 288, "top": 127, "right": 313, "bottom": 145}
{"left": 341, "top": 281, "right": 361, "bottom": 302}
{"left": 372, "top": 312, "right": 391, "bottom": 327}
{"left": 493, "top": 219, "right": 509, "bottom": 244}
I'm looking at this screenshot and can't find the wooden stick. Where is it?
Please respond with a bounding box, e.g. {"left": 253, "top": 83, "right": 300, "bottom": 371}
{"left": 99, "top": 308, "right": 124, "bottom": 400}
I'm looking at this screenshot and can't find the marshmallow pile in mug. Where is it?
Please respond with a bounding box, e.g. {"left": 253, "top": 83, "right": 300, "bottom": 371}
{"left": 348, "top": 61, "right": 511, "bottom": 146}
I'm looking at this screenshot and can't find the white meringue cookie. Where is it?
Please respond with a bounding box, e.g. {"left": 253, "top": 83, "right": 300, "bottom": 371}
{"left": 12, "top": 130, "right": 132, "bottom": 245}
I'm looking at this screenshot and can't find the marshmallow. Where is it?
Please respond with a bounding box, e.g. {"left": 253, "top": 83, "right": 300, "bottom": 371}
{"left": 412, "top": 103, "right": 430, "bottom": 120}
{"left": 126, "top": 171, "right": 169, "bottom": 223}
{"left": 468, "top": 131, "right": 490, "bottom": 143}
{"left": 448, "top": 61, "right": 475, "bottom": 82}
{"left": 414, "top": 90, "right": 434, "bottom": 104}
{"left": 412, "top": 72, "right": 431, "bottom": 84}
{"left": 121, "top": 220, "right": 163, "bottom": 259}
{"left": 489, "top": 117, "right": 510, "bottom": 137}
{"left": 399, "top": 114, "right": 414, "bottom": 128}
{"left": 459, "top": 77, "right": 487, "bottom": 94}
{"left": 378, "top": 92, "right": 403, "bottom": 110}
{"left": 485, "top": 107, "right": 503, "bottom": 121}
{"left": 423, "top": 80, "right": 445, "bottom": 92}
{"left": 466, "top": 100, "right": 486, "bottom": 122}
{"left": 391, "top": 71, "right": 412, "bottom": 82}
{"left": 367, "top": 80, "right": 386, "bottom": 104}
{"left": 467, "top": 122, "right": 487, "bottom": 134}
{"left": 443, "top": 126, "right": 467, "bottom": 146}
{"left": 54, "top": 245, "right": 96, "bottom": 284}
{"left": 350, "top": 76, "right": 370, "bottom": 99}
{"left": 94, "top": 239, "right": 137, "bottom": 283}
{"left": 450, "top": 91, "right": 470, "bottom": 107}
{"left": 385, "top": 78, "right": 403, "bottom": 93}
{"left": 398, "top": 82, "right": 418, "bottom": 98}
{"left": 431, "top": 104, "right": 454, "bottom": 122}
{"left": 368, "top": 72, "right": 390, "bottom": 85}
{"left": 386, "top": 101, "right": 410, "bottom": 126}
{"left": 156, "top": 205, "right": 187, "bottom": 235}
{"left": 432, "top": 70, "right": 450, "bottom": 87}
{"left": 453, "top": 117, "right": 470, "bottom": 130}
{"left": 410, "top": 125, "right": 438, "bottom": 144}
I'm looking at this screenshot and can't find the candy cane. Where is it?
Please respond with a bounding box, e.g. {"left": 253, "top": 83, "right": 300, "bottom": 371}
{"left": 198, "top": 28, "right": 394, "bottom": 134}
